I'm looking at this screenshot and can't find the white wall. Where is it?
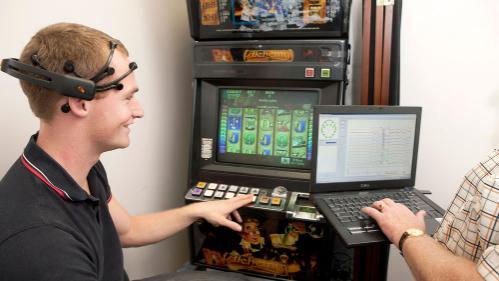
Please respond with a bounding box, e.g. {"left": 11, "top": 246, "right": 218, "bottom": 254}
{"left": 387, "top": 1, "right": 499, "bottom": 280}
{"left": 0, "top": 0, "right": 193, "bottom": 279}
{"left": 1, "top": 0, "right": 499, "bottom": 280}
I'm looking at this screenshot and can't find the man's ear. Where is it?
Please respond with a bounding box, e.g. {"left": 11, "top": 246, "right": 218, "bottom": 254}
{"left": 67, "top": 97, "right": 90, "bottom": 117}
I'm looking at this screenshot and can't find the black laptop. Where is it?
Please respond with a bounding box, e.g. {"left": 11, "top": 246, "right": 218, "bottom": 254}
{"left": 310, "top": 105, "right": 445, "bottom": 247}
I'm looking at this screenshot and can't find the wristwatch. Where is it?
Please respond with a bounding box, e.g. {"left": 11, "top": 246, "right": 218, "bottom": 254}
{"left": 398, "top": 228, "right": 425, "bottom": 254}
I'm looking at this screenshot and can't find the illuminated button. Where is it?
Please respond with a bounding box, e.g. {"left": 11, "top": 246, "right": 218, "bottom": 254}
{"left": 214, "top": 191, "right": 224, "bottom": 199}
{"left": 203, "top": 189, "right": 214, "bottom": 198}
{"left": 207, "top": 183, "right": 218, "bottom": 190}
{"left": 320, "top": 68, "right": 331, "bottom": 78}
{"left": 250, "top": 188, "right": 260, "bottom": 194}
{"left": 271, "top": 197, "right": 282, "bottom": 206}
{"left": 228, "top": 185, "right": 239, "bottom": 192}
{"left": 196, "top": 182, "right": 207, "bottom": 189}
{"left": 225, "top": 192, "right": 235, "bottom": 199}
{"left": 259, "top": 195, "right": 270, "bottom": 205}
{"left": 271, "top": 186, "right": 288, "bottom": 198}
{"left": 305, "top": 67, "right": 315, "bottom": 78}
{"left": 192, "top": 188, "right": 203, "bottom": 196}
{"left": 218, "top": 184, "right": 228, "bottom": 191}
{"left": 238, "top": 187, "right": 249, "bottom": 194}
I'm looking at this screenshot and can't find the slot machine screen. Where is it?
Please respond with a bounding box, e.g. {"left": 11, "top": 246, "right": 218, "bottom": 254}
{"left": 217, "top": 88, "right": 319, "bottom": 169}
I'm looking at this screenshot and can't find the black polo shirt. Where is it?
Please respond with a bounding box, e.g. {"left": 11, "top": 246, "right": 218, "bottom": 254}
{"left": 0, "top": 134, "right": 128, "bottom": 281}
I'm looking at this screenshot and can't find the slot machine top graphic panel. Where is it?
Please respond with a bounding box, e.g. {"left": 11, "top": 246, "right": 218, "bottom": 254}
{"left": 189, "top": 0, "right": 349, "bottom": 40}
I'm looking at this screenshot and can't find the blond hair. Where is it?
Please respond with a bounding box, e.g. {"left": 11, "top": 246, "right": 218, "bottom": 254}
{"left": 19, "top": 22, "right": 129, "bottom": 120}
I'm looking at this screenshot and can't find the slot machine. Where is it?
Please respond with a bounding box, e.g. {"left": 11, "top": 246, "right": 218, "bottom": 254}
{"left": 184, "top": 1, "right": 389, "bottom": 280}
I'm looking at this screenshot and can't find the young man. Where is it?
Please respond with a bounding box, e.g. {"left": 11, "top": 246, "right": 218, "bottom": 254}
{"left": 0, "top": 23, "right": 253, "bottom": 281}
{"left": 362, "top": 150, "right": 498, "bottom": 281}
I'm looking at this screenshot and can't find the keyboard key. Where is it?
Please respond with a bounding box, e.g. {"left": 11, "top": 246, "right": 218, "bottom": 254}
{"left": 207, "top": 183, "right": 218, "bottom": 190}
{"left": 217, "top": 184, "right": 228, "bottom": 191}
{"left": 214, "top": 191, "right": 224, "bottom": 199}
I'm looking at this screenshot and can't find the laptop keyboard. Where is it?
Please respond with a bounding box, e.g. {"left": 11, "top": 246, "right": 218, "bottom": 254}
{"left": 324, "top": 190, "right": 441, "bottom": 234}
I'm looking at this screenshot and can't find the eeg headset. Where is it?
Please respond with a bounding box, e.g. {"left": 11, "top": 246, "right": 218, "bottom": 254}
{"left": 1, "top": 41, "right": 138, "bottom": 102}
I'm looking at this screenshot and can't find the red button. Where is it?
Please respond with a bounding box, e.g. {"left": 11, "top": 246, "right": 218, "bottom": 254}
{"left": 305, "top": 67, "right": 315, "bottom": 78}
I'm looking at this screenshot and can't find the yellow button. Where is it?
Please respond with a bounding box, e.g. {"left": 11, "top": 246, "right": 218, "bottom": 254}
{"left": 271, "top": 197, "right": 282, "bottom": 206}
{"left": 196, "top": 182, "right": 207, "bottom": 188}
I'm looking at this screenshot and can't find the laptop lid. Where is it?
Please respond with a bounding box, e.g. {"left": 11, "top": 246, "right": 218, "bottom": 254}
{"left": 310, "top": 105, "right": 422, "bottom": 193}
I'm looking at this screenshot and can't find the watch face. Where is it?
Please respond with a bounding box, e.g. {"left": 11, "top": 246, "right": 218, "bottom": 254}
{"left": 407, "top": 228, "right": 424, "bottom": 236}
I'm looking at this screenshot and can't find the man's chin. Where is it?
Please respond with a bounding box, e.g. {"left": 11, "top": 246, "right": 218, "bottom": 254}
{"left": 102, "top": 141, "right": 130, "bottom": 152}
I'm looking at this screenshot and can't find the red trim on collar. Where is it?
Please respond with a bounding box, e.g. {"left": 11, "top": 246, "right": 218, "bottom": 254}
{"left": 21, "top": 155, "right": 71, "bottom": 201}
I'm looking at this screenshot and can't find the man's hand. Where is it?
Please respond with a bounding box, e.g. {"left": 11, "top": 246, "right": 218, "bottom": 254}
{"left": 192, "top": 194, "right": 254, "bottom": 232}
{"left": 361, "top": 198, "right": 427, "bottom": 248}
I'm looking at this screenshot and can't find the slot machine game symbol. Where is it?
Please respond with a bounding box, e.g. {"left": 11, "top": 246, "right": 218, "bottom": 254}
{"left": 276, "top": 134, "right": 288, "bottom": 148}
{"left": 276, "top": 119, "right": 290, "bottom": 132}
{"left": 228, "top": 116, "right": 242, "bottom": 130}
{"left": 260, "top": 134, "right": 272, "bottom": 146}
{"left": 292, "top": 136, "right": 306, "bottom": 147}
{"left": 244, "top": 117, "right": 256, "bottom": 130}
{"left": 260, "top": 109, "right": 274, "bottom": 131}
{"left": 294, "top": 119, "right": 307, "bottom": 133}
{"left": 244, "top": 133, "right": 256, "bottom": 145}
{"left": 229, "top": 132, "right": 240, "bottom": 144}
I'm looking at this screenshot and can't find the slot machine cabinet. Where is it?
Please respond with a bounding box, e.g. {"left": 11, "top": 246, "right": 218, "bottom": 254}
{"left": 184, "top": 40, "right": 362, "bottom": 280}
{"left": 183, "top": 1, "right": 391, "bottom": 280}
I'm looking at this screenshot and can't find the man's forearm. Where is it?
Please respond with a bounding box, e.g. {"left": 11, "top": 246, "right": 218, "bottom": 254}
{"left": 403, "top": 235, "right": 483, "bottom": 281}
{"left": 120, "top": 203, "right": 199, "bottom": 247}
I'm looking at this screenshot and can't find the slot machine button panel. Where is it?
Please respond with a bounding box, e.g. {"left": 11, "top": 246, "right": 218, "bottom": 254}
{"left": 186, "top": 182, "right": 290, "bottom": 212}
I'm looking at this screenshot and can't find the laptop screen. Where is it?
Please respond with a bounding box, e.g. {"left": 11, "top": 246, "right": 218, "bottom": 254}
{"left": 311, "top": 106, "right": 421, "bottom": 192}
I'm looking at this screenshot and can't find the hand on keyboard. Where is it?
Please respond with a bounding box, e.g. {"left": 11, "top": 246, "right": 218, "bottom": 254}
{"left": 361, "top": 198, "right": 427, "bottom": 248}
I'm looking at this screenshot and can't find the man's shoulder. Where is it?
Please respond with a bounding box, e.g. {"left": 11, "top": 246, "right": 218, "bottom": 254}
{"left": 1, "top": 156, "right": 25, "bottom": 185}
{"left": 474, "top": 149, "right": 499, "bottom": 193}
{"left": 0, "top": 159, "right": 77, "bottom": 244}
